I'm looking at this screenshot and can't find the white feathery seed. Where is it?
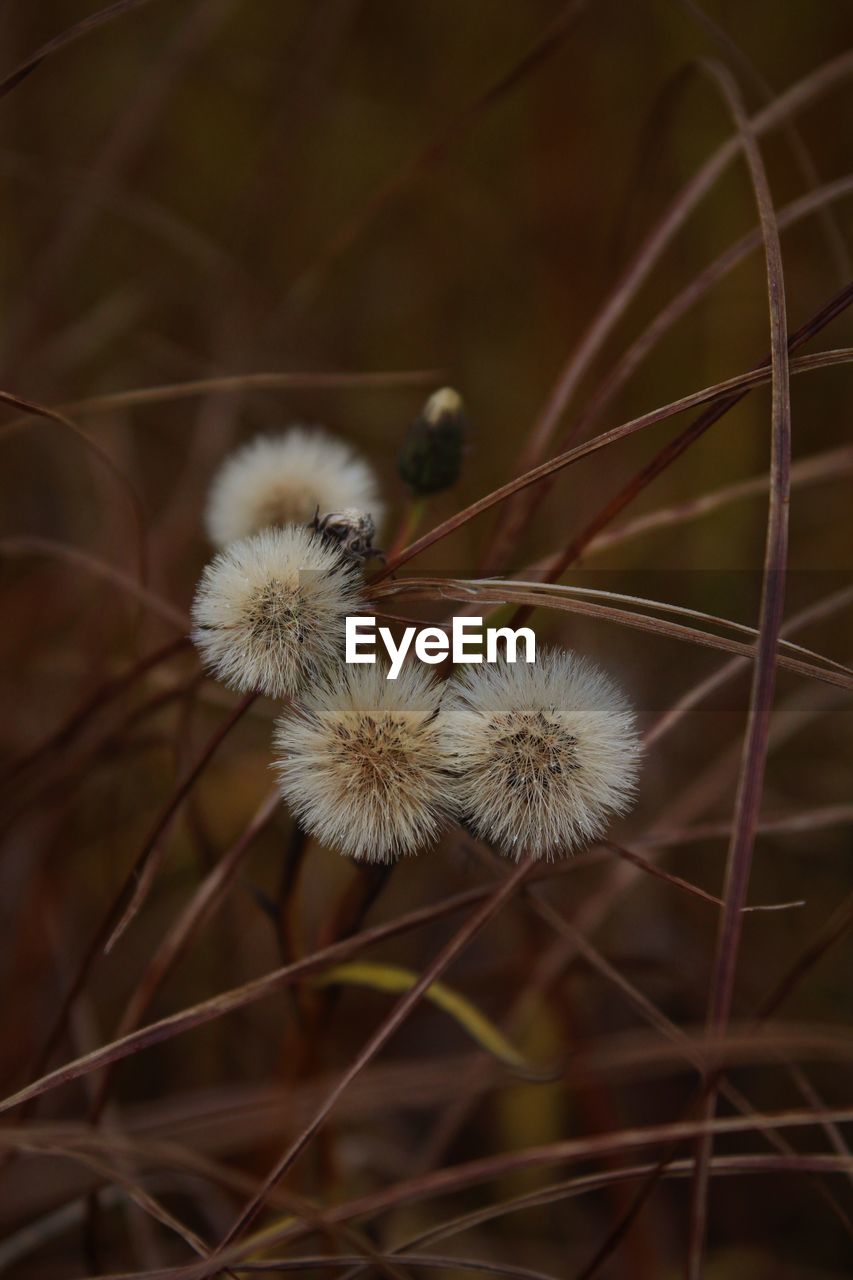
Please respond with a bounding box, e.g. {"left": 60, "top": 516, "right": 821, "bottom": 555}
{"left": 440, "top": 650, "right": 642, "bottom": 859}
{"left": 205, "top": 427, "right": 384, "bottom": 548}
{"left": 191, "top": 524, "right": 361, "bottom": 699}
{"left": 274, "top": 663, "right": 451, "bottom": 863}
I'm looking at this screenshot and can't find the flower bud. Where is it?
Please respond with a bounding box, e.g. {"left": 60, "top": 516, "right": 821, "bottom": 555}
{"left": 398, "top": 387, "right": 466, "bottom": 497}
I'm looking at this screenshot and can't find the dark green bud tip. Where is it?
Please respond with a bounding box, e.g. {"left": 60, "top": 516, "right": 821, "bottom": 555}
{"left": 398, "top": 387, "right": 467, "bottom": 497}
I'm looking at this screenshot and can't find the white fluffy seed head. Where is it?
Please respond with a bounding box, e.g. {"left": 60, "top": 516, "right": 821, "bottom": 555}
{"left": 273, "top": 663, "right": 451, "bottom": 863}
{"left": 440, "top": 650, "right": 642, "bottom": 860}
{"left": 205, "top": 427, "right": 384, "bottom": 548}
{"left": 191, "top": 524, "right": 362, "bottom": 699}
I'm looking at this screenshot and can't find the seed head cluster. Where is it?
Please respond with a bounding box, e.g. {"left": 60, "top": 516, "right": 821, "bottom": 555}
{"left": 192, "top": 414, "right": 642, "bottom": 864}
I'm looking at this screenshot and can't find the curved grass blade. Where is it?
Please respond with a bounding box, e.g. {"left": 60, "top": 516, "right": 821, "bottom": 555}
{"left": 311, "top": 961, "right": 533, "bottom": 1074}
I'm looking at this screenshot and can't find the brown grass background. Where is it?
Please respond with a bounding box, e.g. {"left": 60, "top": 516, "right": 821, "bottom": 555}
{"left": 1, "top": 2, "right": 852, "bottom": 1277}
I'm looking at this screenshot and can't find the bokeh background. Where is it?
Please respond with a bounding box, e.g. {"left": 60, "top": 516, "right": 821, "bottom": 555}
{"left": 2, "top": 2, "right": 853, "bottom": 1277}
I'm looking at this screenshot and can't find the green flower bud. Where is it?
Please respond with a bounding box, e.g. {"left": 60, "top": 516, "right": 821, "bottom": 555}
{"left": 398, "top": 387, "right": 466, "bottom": 497}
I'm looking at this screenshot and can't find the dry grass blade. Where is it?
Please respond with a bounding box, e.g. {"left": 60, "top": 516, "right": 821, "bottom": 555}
{"left": 329, "top": 867, "right": 818, "bottom": 1280}
{"left": 0, "top": 391, "right": 148, "bottom": 583}
{"left": 210, "top": 855, "right": 535, "bottom": 1263}
{"left": 6, "top": 634, "right": 189, "bottom": 784}
{"left": 386, "top": 1155, "right": 853, "bottom": 1260}
{"left": 686, "top": 58, "right": 792, "bottom": 1280}
{"left": 538, "top": 282, "right": 853, "bottom": 583}
{"left": 203, "top": 1104, "right": 853, "bottom": 1266}
{"left": 555, "top": 63, "right": 807, "bottom": 1280}
{"left": 311, "top": 962, "right": 532, "bottom": 1073}
{"left": 467, "top": 577, "right": 852, "bottom": 679}
{"left": 0, "top": 1188, "right": 124, "bottom": 1274}
{"left": 248, "top": 1258, "right": 561, "bottom": 1280}
{"left": 504, "top": 892, "right": 839, "bottom": 1244}
{"left": 15, "top": 694, "right": 256, "bottom": 1115}
{"left": 491, "top": 172, "right": 853, "bottom": 560}
{"left": 583, "top": 442, "right": 853, "bottom": 557}
{"left": 19, "top": 1170, "right": 405, "bottom": 1280}
{"left": 5, "top": 13, "right": 851, "bottom": 1276}
{"left": 374, "top": 577, "right": 853, "bottom": 689}
{"left": 482, "top": 47, "right": 853, "bottom": 569}
{"left": 0, "top": 370, "right": 441, "bottom": 436}
{"left": 1, "top": 1127, "right": 421, "bottom": 1280}
{"left": 88, "top": 788, "right": 280, "bottom": 1121}
{"left": 785, "top": 1065, "right": 853, "bottom": 1197}
{"left": 604, "top": 841, "right": 795, "bottom": 912}
{"left": 0, "top": 885, "right": 513, "bottom": 1116}
{"left": 645, "top": 803, "right": 853, "bottom": 847}
{"left": 565, "top": 174, "right": 853, "bottom": 453}
{"left": 102, "top": 693, "right": 256, "bottom": 953}
{"left": 757, "top": 893, "right": 853, "bottom": 1020}
{"left": 572, "top": 777, "right": 853, "bottom": 1276}
{"left": 0, "top": 150, "right": 244, "bottom": 282}
{"left": 26, "top": 1143, "right": 212, "bottom": 1264}
{"left": 270, "top": 0, "right": 590, "bottom": 323}
{"left": 374, "top": 345, "right": 853, "bottom": 578}
{"left": 90, "top": 1256, "right": 565, "bottom": 1280}
{"left": 646, "top": 584, "right": 853, "bottom": 746}
{"left": 0, "top": 0, "right": 161, "bottom": 100}
{"left": 674, "top": 0, "right": 850, "bottom": 277}
{"left": 6, "top": 1088, "right": 852, "bottom": 1278}
{"left": 307, "top": 889, "right": 853, "bottom": 1280}
{"left": 0, "top": 537, "right": 186, "bottom": 628}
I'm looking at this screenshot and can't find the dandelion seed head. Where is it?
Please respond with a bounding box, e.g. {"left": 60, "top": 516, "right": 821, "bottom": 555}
{"left": 274, "top": 663, "right": 450, "bottom": 862}
{"left": 205, "top": 427, "right": 384, "bottom": 548}
{"left": 191, "top": 524, "right": 361, "bottom": 699}
{"left": 441, "top": 650, "right": 642, "bottom": 859}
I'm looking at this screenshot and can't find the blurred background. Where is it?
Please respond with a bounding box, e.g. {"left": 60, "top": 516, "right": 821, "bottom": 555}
{"left": 1, "top": 2, "right": 852, "bottom": 1277}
